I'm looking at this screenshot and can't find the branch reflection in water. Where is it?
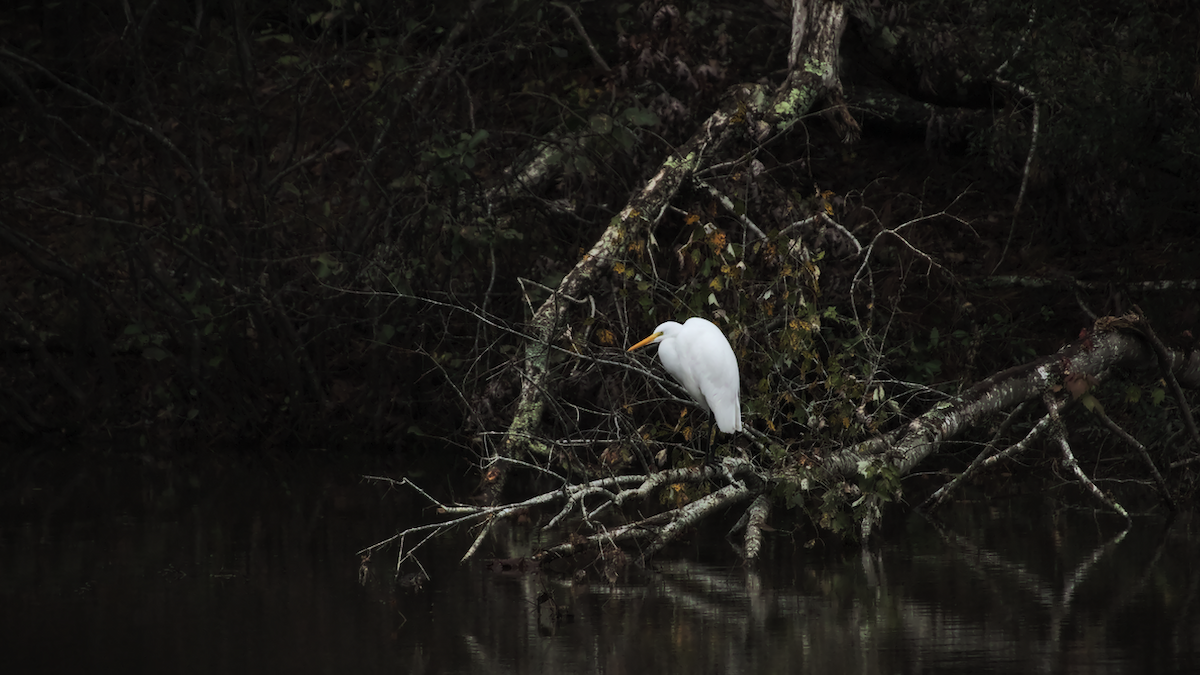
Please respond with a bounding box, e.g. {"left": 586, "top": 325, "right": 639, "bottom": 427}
{"left": 2, "top": 452, "right": 1198, "bottom": 674}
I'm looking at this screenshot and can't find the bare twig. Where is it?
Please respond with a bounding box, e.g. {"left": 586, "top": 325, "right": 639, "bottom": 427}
{"left": 694, "top": 178, "right": 768, "bottom": 240}
{"left": 0, "top": 300, "right": 87, "bottom": 405}
{"left": 975, "top": 276, "right": 1200, "bottom": 293}
{"left": 921, "top": 400, "right": 1035, "bottom": 511}
{"left": 991, "top": 80, "right": 1039, "bottom": 275}
{"left": 0, "top": 47, "right": 229, "bottom": 228}
{"left": 1043, "top": 393, "right": 1131, "bottom": 522}
{"left": 1091, "top": 405, "right": 1176, "bottom": 510}
{"left": 1132, "top": 307, "right": 1200, "bottom": 452}
{"left": 990, "top": 6, "right": 1040, "bottom": 274}
{"left": 406, "top": 0, "right": 488, "bottom": 103}
{"left": 362, "top": 460, "right": 766, "bottom": 563}
{"left": 780, "top": 212, "right": 863, "bottom": 256}
{"left": 853, "top": 196, "right": 972, "bottom": 297}
{"left": 551, "top": 2, "right": 611, "bottom": 74}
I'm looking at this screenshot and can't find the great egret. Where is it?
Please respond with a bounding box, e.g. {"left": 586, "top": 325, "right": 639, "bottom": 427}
{"left": 627, "top": 317, "right": 742, "bottom": 434}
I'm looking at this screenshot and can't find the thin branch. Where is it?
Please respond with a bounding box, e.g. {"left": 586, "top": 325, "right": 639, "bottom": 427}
{"left": 694, "top": 178, "right": 768, "bottom": 240}
{"left": 1091, "top": 405, "right": 1176, "bottom": 510}
{"left": 921, "top": 400, "right": 1035, "bottom": 511}
{"left": 0, "top": 300, "right": 87, "bottom": 405}
{"left": 991, "top": 79, "right": 1040, "bottom": 274}
{"left": 1043, "top": 393, "right": 1130, "bottom": 522}
{"left": 975, "top": 276, "right": 1200, "bottom": 293}
{"left": 405, "top": 0, "right": 489, "bottom": 103}
{"left": 551, "top": 2, "right": 611, "bottom": 74}
{"left": 1132, "top": 307, "right": 1200, "bottom": 452}
{"left": 0, "top": 47, "right": 229, "bottom": 228}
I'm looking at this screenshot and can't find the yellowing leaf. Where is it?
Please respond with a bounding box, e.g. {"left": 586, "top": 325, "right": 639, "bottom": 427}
{"left": 1081, "top": 393, "right": 1106, "bottom": 415}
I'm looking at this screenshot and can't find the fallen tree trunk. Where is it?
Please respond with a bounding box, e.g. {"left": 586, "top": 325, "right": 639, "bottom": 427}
{"left": 366, "top": 315, "right": 1199, "bottom": 568}
{"left": 815, "top": 316, "right": 1200, "bottom": 540}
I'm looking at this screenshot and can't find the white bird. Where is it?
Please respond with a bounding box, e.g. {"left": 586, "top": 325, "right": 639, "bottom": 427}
{"left": 627, "top": 317, "right": 742, "bottom": 433}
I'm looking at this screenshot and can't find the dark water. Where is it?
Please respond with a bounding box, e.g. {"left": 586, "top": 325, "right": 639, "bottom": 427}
{"left": 3, "top": 451, "right": 1198, "bottom": 674}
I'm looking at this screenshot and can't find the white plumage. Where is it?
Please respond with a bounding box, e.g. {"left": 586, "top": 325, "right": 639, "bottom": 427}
{"left": 628, "top": 317, "right": 742, "bottom": 433}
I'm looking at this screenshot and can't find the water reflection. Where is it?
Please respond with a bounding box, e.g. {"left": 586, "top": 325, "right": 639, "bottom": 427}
{"left": 2, "top": 452, "right": 1199, "bottom": 674}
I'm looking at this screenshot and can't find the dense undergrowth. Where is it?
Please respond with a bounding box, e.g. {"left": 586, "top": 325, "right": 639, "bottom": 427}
{"left": 1, "top": 0, "right": 1197, "bottom": 525}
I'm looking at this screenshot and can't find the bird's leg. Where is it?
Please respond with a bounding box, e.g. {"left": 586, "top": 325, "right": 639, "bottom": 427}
{"left": 675, "top": 409, "right": 710, "bottom": 464}
{"left": 703, "top": 422, "right": 719, "bottom": 466}
{"left": 672, "top": 409, "right": 702, "bottom": 463}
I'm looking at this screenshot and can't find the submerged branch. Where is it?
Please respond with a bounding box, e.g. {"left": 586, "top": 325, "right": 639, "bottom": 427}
{"left": 362, "top": 459, "right": 768, "bottom": 563}
{"left": 364, "top": 317, "right": 1198, "bottom": 563}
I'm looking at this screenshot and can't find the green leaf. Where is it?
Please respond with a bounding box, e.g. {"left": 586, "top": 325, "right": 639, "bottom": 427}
{"left": 612, "top": 125, "right": 637, "bottom": 151}
{"left": 143, "top": 346, "right": 170, "bottom": 361}
{"left": 468, "top": 129, "right": 490, "bottom": 149}
{"left": 878, "top": 27, "right": 898, "bottom": 50}
{"left": 589, "top": 114, "right": 613, "bottom": 135}
{"left": 622, "top": 107, "right": 659, "bottom": 126}
{"left": 313, "top": 253, "right": 342, "bottom": 279}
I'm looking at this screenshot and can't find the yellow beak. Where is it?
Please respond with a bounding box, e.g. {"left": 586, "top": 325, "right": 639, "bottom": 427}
{"left": 627, "top": 331, "right": 663, "bottom": 351}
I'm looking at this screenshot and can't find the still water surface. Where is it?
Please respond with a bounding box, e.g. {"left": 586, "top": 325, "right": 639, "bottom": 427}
{"left": 2, "top": 450, "right": 1198, "bottom": 674}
